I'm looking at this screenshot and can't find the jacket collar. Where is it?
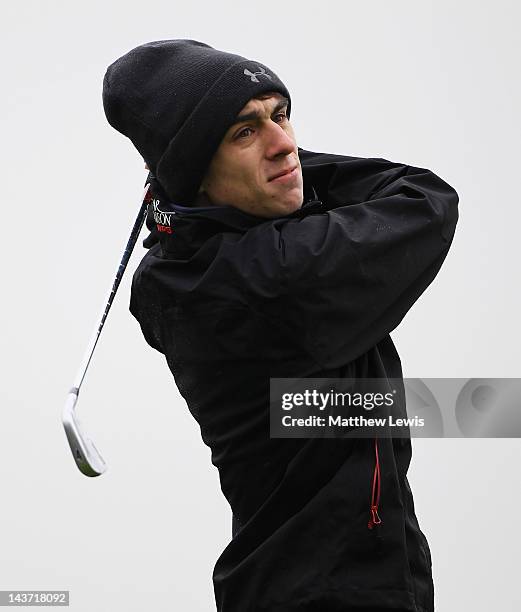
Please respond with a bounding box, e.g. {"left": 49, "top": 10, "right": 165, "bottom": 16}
{"left": 143, "top": 177, "right": 324, "bottom": 254}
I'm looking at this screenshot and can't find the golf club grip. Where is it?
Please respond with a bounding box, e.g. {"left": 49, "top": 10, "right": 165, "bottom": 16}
{"left": 73, "top": 184, "right": 151, "bottom": 391}
{"left": 98, "top": 197, "right": 150, "bottom": 330}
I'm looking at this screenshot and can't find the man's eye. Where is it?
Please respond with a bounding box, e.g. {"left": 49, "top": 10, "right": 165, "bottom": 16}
{"left": 237, "top": 127, "right": 253, "bottom": 139}
{"left": 274, "top": 112, "right": 288, "bottom": 123}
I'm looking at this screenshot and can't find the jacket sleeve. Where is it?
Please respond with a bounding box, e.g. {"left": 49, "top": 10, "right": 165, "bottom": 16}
{"left": 267, "top": 151, "right": 459, "bottom": 369}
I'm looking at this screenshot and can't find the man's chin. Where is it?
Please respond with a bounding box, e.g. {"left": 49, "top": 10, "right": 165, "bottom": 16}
{"left": 283, "top": 192, "right": 304, "bottom": 215}
{"left": 285, "top": 197, "right": 304, "bottom": 215}
{"left": 264, "top": 201, "right": 303, "bottom": 219}
{"left": 266, "top": 187, "right": 304, "bottom": 217}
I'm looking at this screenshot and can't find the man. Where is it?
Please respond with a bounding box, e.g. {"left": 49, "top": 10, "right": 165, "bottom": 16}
{"left": 103, "top": 39, "right": 458, "bottom": 611}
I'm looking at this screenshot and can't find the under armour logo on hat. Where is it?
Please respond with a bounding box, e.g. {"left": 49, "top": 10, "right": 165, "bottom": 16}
{"left": 243, "top": 67, "right": 273, "bottom": 83}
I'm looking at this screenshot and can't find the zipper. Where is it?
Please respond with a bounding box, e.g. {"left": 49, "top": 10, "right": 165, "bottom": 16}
{"left": 367, "top": 437, "right": 382, "bottom": 529}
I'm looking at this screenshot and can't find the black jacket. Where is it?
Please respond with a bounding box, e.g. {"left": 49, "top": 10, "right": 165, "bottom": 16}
{"left": 130, "top": 148, "right": 459, "bottom": 611}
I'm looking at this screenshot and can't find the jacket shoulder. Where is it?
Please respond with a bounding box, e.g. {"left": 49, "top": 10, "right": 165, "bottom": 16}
{"left": 298, "top": 147, "right": 362, "bottom": 168}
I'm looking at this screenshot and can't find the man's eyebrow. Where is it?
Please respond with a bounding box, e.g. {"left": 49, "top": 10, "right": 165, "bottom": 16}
{"left": 231, "top": 97, "right": 289, "bottom": 127}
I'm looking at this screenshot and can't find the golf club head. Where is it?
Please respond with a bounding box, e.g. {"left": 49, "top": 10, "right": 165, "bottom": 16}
{"left": 62, "top": 391, "right": 107, "bottom": 477}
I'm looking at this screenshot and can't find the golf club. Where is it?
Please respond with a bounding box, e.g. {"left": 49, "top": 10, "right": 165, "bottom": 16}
{"left": 62, "top": 180, "right": 152, "bottom": 477}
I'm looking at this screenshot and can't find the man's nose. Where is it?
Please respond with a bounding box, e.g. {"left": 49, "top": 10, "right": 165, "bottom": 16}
{"left": 264, "top": 122, "right": 296, "bottom": 159}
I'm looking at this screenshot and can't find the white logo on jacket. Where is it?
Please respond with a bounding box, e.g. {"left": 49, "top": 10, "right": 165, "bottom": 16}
{"left": 152, "top": 200, "right": 174, "bottom": 227}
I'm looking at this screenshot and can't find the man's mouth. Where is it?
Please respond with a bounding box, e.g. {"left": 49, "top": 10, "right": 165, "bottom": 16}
{"left": 268, "top": 165, "right": 299, "bottom": 182}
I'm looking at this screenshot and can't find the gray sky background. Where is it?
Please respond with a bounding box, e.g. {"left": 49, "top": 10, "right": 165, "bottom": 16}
{"left": 1, "top": 1, "right": 520, "bottom": 610}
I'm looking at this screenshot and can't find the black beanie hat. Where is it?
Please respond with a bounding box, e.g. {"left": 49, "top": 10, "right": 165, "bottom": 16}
{"left": 102, "top": 39, "right": 292, "bottom": 205}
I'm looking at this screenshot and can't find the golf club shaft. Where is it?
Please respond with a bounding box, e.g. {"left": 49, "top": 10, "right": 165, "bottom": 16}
{"left": 71, "top": 183, "right": 151, "bottom": 394}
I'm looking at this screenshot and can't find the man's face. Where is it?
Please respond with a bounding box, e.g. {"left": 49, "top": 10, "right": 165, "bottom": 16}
{"left": 199, "top": 93, "right": 303, "bottom": 218}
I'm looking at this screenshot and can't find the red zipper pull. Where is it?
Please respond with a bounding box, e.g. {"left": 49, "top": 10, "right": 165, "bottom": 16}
{"left": 367, "top": 437, "right": 382, "bottom": 529}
